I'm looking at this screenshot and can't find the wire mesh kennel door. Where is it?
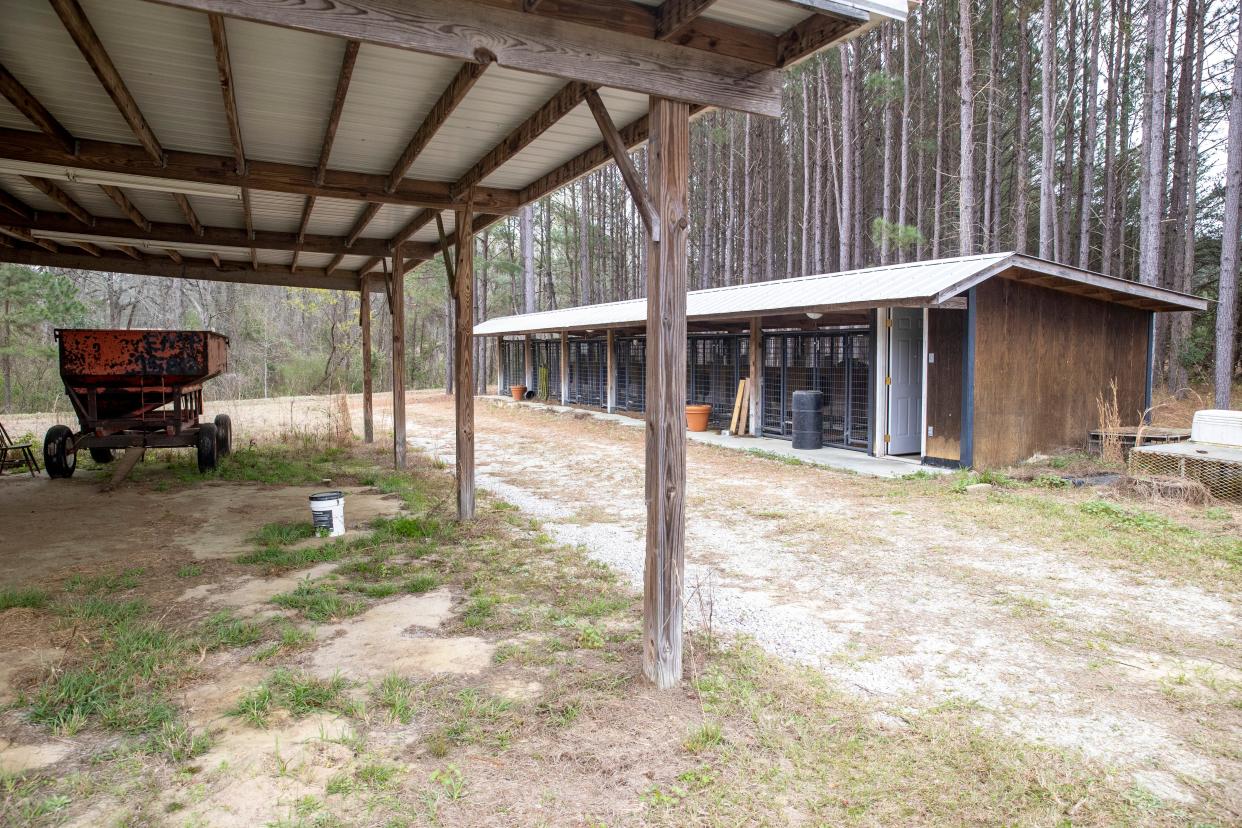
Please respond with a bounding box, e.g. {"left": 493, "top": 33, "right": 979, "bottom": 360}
{"left": 687, "top": 335, "right": 746, "bottom": 427}
{"left": 615, "top": 336, "right": 647, "bottom": 414}
{"left": 760, "top": 330, "right": 871, "bottom": 450}
{"left": 499, "top": 339, "right": 525, "bottom": 393}
{"left": 567, "top": 338, "right": 607, "bottom": 407}
{"left": 530, "top": 339, "right": 561, "bottom": 401}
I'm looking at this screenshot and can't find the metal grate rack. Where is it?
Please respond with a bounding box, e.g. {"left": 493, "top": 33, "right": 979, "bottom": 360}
{"left": 761, "top": 330, "right": 870, "bottom": 449}
{"left": 566, "top": 338, "right": 607, "bottom": 407}
{"left": 687, "top": 335, "right": 747, "bottom": 426}
{"left": 615, "top": 335, "right": 646, "bottom": 413}
{"left": 499, "top": 338, "right": 525, "bottom": 392}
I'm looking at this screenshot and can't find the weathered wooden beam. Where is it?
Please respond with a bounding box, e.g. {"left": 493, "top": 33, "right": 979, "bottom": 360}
{"left": 655, "top": 0, "right": 718, "bottom": 40}
{"left": 68, "top": 239, "right": 101, "bottom": 256}
{"left": 0, "top": 188, "right": 34, "bottom": 221}
{"left": 605, "top": 328, "right": 616, "bottom": 412}
{"left": 357, "top": 208, "right": 440, "bottom": 275}
{"left": 559, "top": 329, "right": 569, "bottom": 403}
{"left": 775, "top": 12, "right": 858, "bottom": 67}
{"left": 0, "top": 129, "right": 518, "bottom": 211}
{"left": 359, "top": 274, "right": 374, "bottom": 443}
{"left": 0, "top": 64, "right": 76, "bottom": 155}
{"left": 0, "top": 225, "right": 59, "bottom": 252}
{"left": 453, "top": 82, "right": 593, "bottom": 198}
{"left": 1, "top": 211, "right": 397, "bottom": 257}
{"left": 453, "top": 193, "right": 476, "bottom": 519}
{"left": 172, "top": 192, "right": 204, "bottom": 236}
{"left": 48, "top": 0, "right": 165, "bottom": 165}
{"left": 584, "top": 89, "right": 658, "bottom": 240}
{"left": 208, "top": 13, "right": 247, "bottom": 176}
{"left": 326, "top": 252, "right": 345, "bottom": 274}
{"left": 210, "top": 252, "right": 222, "bottom": 268}
{"left": 316, "top": 41, "right": 361, "bottom": 185}
{"left": 390, "top": 248, "right": 407, "bottom": 468}
{"left": 115, "top": 244, "right": 142, "bottom": 260}
{"left": 241, "top": 186, "right": 257, "bottom": 268}
{"left": 470, "top": 0, "right": 780, "bottom": 66}
{"left": 292, "top": 196, "right": 315, "bottom": 271}
{"left": 22, "top": 176, "right": 94, "bottom": 226}
{"left": 0, "top": 245, "right": 360, "bottom": 290}
{"left": 98, "top": 185, "right": 151, "bottom": 232}
{"left": 642, "top": 96, "right": 689, "bottom": 690}
{"left": 153, "top": 0, "right": 783, "bottom": 117}
{"left": 164, "top": 248, "right": 183, "bottom": 263}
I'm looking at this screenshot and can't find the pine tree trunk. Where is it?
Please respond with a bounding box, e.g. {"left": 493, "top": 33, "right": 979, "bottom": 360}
{"left": 1076, "top": 0, "right": 1100, "bottom": 270}
{"left": 1215, "top": 15, "right": 1242, "bottom": 408}
{"left": 982, "top": 0, "right": 1000, "bottom": 251}
{"left": 932, "top": 9, "right": 945, "bottom": 259}
{"left": 881, "top": 26, "right": 895, "bottom": 265}
{"left": 724, "top": 115, "right": 736, "bottom": 284}
{"left": 1058, "top": 0, "right": 1079, "bottom": 259}
{"left": 839, "top": 46, "right": 855, "bottom": 269}
{"left": 899, "top": 18, "right": 912, "bottom": 263}
{"left": 1014, "top": 0, "right": 1032, "bottom": 254}
{"left": 958, "top": 0, "right": 977, "bottom": 256}
{"left": 742, "top": 114, "right": 752, "bottom": 283}
{"left": 1038, "top": 0, "right": 1058, "bottom": 260}
{"left": 1138, "top": 0, "right": 1168, "bottom": 287}
{"left": 1100, "top": 0, "right": 1122, "bottom": 274}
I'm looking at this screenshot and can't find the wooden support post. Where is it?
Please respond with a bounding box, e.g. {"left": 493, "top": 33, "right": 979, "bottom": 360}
{"left": 560, "top": 330, "right": 569, "bottom": 404}
{"left": 606, "top": 328, "right": 616, "bottom": 413}
{"left": 453, "top": 193, "right": 476, "bottom": 520}
{"left": 749, "top": 316, "right": 761, "bottom": 437}
{"left": 642, "top": 96, "right": 689, "bottom": 690}
{"left": 360, "top": 275, "right": 374, "bottom": 443}
{"left": 391, "top": 249, "right": 407, "bottom": 468}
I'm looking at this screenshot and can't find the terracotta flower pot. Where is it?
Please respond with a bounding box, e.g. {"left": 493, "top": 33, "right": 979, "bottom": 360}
{"left": 510, "top": 385, "right": 528, "bottom": 401}
{"left": 686, "top": 404, "right": 713, "bottom": 432}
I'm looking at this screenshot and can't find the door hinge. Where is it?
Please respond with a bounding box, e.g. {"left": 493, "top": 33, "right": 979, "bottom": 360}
{"left": 885, "top": 375, "right": 892, "bottom": 386}
{"left": 884, "top": 433, "right": 891, "bottom": 442}
{"left": 885, "top": 318, "right": 893, "bottom": 329}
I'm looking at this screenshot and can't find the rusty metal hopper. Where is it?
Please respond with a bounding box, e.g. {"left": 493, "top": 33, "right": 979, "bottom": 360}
{"left": 57, "top": 329, "right": 228, "bottom": 389}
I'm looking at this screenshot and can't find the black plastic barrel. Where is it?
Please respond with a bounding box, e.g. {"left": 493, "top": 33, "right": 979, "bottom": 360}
{"left": 791, "top": 390, "right": 823, "bottom": 450}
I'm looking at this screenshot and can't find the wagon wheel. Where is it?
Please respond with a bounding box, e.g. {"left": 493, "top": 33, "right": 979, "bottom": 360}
{"left": 43, "top": 425, "right": 77, "bottom": 479}
{"left": 197, "top": 423, "right": 219, "bottom": 473}
{"left": 89, "top": 447, "right": 115, "bottom": 464}
{"left": 213, "top": 414, "right": 232, "bottom": 457}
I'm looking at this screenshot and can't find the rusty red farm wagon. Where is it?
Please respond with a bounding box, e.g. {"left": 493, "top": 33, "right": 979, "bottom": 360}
{"left": 44, "top": 329, "right": 233, "bottom": 478}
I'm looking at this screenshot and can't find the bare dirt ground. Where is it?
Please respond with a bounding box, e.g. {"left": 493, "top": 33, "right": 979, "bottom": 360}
{"left": 363, "top": 390, "right": 1240, "bottom": 812}
{"left": 2, "top": 390, "right": 1239, "bottom": 825}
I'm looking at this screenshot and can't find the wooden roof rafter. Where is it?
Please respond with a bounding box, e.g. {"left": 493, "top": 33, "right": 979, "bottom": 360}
{"left": 0, "top": 63, "right": 76, "bottom": 155}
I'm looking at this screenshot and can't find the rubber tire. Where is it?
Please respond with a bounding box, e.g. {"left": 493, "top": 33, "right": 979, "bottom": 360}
{"left": 43, "top": 425, "right": 77, "bottom": 479}
{"left": 197, "top": 423, "right": 219, "bottom": 473}
{"left": 89, "top": 447, "right": 115, "bottom": 464}
{"left": 213, "top": 414, "right": 232, "bottom": 457}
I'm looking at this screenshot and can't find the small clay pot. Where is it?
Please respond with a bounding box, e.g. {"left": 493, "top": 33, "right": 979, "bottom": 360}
{"left": 510, "top": 385, "right": 528, "bottom": 401}
{"left": 686, "top": 404, "right": 713, "bottom": 432}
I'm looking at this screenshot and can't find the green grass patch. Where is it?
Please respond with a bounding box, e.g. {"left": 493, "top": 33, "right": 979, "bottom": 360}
{"left": 0, "top": 586, "right": 51, "bottom": 611}
{"left": 229, "top": 668, "right": 352, "bottom": 728}
{"left": 377, "top": 673, "right": 418, "bottom": 724}
{"left": 29, "top": 599, "right": 191, "bottom": 736}
{"left": 746, "top": 448, "right": 809, "bottom": 467}
{"left": 252, "top": 521, "right": 316, "bottom": 547}
{"left": 271, "top": 582, "right": 365, "bottom": 622}
{"left": 200, "top": 611, "right": 265, "bottom": 650}
{"left": 64, "top": 567, "right": 144, "bottom": 595}
{"left": 175, "top": 565, "right": 203, "bottom": 578}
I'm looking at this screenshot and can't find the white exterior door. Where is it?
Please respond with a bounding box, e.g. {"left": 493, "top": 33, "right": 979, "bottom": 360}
{"left": 887, "top": 307, "right": 923, "bottom": 455}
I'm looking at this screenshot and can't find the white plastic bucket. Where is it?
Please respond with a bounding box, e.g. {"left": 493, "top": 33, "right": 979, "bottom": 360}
{"left": 309, "top": 490, "right": 345, "bottom": 537}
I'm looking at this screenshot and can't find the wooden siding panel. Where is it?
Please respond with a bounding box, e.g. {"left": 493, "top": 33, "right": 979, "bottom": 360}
{"left": 925, "top": 308, "right": 964, "bottom": 463}
{"left": 972, "top": 277, "right": 1149, "bottom": 468}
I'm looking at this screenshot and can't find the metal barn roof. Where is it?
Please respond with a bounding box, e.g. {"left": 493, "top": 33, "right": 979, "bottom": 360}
{"left": 1, "top": 0, "right": 905, "bottom": 290}
{"left": 473, "top": 253, "right": 1210, "bottom": 336}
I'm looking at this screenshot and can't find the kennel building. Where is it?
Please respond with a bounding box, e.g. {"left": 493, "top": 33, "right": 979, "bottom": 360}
{"left": 478, "top": 253, "right": 1206, "bottom": 468}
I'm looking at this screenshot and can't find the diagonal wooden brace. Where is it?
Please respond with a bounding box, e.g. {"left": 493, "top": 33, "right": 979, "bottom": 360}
{"left": 584, "top": 89, "right": 660, "bottom": 243}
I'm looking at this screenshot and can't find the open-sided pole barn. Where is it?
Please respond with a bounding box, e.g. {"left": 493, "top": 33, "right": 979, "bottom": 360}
{"left": 0, "top": 0, "right": 907, "bottom": 687}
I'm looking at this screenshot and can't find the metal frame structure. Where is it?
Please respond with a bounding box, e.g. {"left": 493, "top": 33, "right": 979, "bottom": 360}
{"left": 761, "top": 329, "right": 870, "bottom": 450}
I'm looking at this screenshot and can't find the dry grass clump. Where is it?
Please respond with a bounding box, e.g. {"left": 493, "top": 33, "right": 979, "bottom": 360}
{"left": 331, "top": 389, "right": 353, "bottom": 445}
{"left": 1095, "top": 378, "right": 1124, "bottom": 465}
{"left": 1117, "top": 474, "right": 1215, "bottom": 506}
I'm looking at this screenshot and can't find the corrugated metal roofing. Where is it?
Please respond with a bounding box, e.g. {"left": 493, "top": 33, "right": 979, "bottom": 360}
{"left": 473, "top": 253, "right": 1208, "bottom": 335}
{"left": 1, "top": 0, "right": 905, "bottom": 283}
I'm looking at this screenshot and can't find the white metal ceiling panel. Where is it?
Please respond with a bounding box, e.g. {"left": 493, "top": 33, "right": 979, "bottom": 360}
{"left": 121, "top": 188, "right": 189, "bottom": 225}
{"left": 304, "top": 197, "right": 365, "bottom": 238}
{"left": 328, "top": 45, "right": 466, "bottom": 178}
{"left": 225, "top": 19, "right": 344, "bottom": 168}
{"left": 78, "top": 0, "right": 235, "bottom": 156}
{"left": 247, "top": 190, "right": 305, "bottom": 235}
{"left": 406, "top": 65, "right": 565, "bottom": 185}
{"left": 184, "top": 193, "right": 244, "bottom": 230}
{"left": 0, "top": 0, "right": 134, "bottom": 144}
{"left": 54, "top": 179, "right": 127, "bottom": 221}
{"left": 0, "top": 172, "right": 61, "bottom": 213}
{"left": 357, "top": 204, "right": 422, "bottom": 240}
{"left": 703, "top": 0, "right": 810, "bottom": 35}
{"left": 409, "top": 210, "right": 453, "bottom": 244}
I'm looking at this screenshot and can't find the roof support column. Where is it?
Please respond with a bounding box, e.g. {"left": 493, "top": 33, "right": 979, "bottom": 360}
{"left": 391, "top": 248, "right": 407, "bottom": 467}
{"left": 360, "top": 274, "right": 374, "bottom": 443}
{"left": 524, "top": 334, "right": 533, "bottom": 391}
{"left": 749, "top": 317, "right": 762, "bottom": 437}
{"left": 642, "top": 96, "right": 689, "bottom": 690}
{"left": 454, "top": 195, "right": 477, "bottom": 520}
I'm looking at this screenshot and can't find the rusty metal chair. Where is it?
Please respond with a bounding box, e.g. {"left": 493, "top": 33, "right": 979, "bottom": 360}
{"left": 0, "top": 421, "right": 40, "bottom": 478}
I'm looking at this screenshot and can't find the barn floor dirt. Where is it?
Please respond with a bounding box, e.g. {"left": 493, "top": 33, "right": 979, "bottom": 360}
{"left": 1, "top": 390, "right": 1239, "bottom": 825}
